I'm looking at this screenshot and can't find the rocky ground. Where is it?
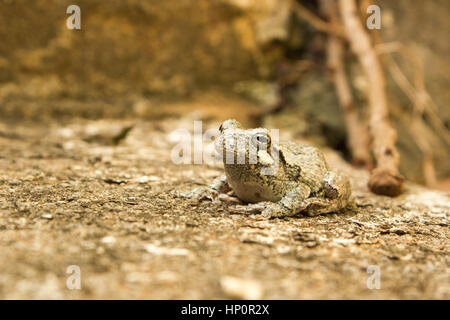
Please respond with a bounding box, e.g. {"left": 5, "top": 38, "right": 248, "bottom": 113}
{"left": 0, "top": 116, "right": 448, "bottom": 299}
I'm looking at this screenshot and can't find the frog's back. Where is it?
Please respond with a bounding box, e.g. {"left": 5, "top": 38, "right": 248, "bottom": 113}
{"left": 279, "top": 141, "right": 328, "bottom": 193}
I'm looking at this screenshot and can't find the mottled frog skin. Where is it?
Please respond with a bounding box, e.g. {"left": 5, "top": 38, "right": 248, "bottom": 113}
{"left": 187, "top": 119, "right": 351, "bottom": 217}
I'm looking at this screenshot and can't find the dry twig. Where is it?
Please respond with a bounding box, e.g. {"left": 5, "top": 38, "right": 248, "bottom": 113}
{"left": 339, "top": 0, "right": 404, "bottom": 196}
{"left": 375, "top": 42, "right": 442, "bottom": 186}
{"left": 375, "top": 42, "right": 450, "bottom": 145}
{"left": 320, "top": 0, "right": 372, "bottom": 167}
{"left": 289, "top": 0, "right": 346, "bottom": 38}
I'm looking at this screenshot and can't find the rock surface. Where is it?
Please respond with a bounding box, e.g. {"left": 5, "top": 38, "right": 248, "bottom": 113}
{"left": 0, "top": 117, "right": 448, "bottom": 299}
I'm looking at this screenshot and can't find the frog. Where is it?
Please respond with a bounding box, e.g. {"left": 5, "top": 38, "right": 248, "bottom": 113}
{"left": 185, "top": 119, "right": 351, "bottom": 218}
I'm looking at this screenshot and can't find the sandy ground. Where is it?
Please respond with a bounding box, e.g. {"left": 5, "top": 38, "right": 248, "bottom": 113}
{"left": 0, "top": 117, "right": 448, "bottom": 299}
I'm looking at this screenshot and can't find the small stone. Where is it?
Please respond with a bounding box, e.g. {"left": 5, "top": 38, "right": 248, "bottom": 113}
{"left": 101, "top": 236, "right": 116, "bottom": 245}
{"left": 220, "top": 276, "right": 263, "bottom": 300}
{"left": 155, "top": 271, "right": 179, "bottom": 283}
{"left": 41, "top": 214, "right": 53, "bottom": 220}
{"left": 144, "top": 244, "right": 191, "bottom": 256}
{"left": 137, "top": 176, "right": 160, "bottom": 184}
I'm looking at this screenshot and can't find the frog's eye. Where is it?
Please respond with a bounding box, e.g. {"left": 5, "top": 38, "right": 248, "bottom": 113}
{"left": 252, "top": 133, "right": 271, "bottom": 148}
{"left": 256, "top": 135, "right": 268, "bottom": 144}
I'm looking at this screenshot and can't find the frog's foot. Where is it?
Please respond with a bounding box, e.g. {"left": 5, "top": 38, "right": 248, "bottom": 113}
{"left": 261, "top": 202, "right": 293, "bottom": 218}
{"left": 179, "top": 187, "right": 219, "bottom": 205}
{"left": 179, "top": 175, "right": 233, "bottom": 204}
{"left": 228, "top": 202, "right": 291, "bottom": 218}
{"left": 218, "top": 193, "right": 243, "bottom": 204}
{"left": 228, "top": 184, "right": 312, "bottom": 218}
{"left": 228, "top": 202, "right": 268, "bottom": 215}
{"left": 302, "top": 197, "right": 345, "bottom": 217}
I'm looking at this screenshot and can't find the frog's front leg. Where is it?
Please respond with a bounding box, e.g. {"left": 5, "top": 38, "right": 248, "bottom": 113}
{"left": 303, "top": 170, "right": 351, "bottom": 216}
{"left": 229, "top": 184, "right": 311, "bottom": 218}
{"left": 182, "top": 175, "right": 232, "bottom": 204}
{"left": 264, "top": 184, "right": 311, "bottom": 217}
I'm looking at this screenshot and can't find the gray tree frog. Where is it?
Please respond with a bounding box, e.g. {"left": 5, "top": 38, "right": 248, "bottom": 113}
{"left": 186, "top": 119, "right": 351, "bottom": 218}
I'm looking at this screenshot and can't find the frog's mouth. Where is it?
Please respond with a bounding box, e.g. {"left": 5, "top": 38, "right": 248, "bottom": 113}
{"left": 216, "top": 144, "right": 275, "bottom": 167}
{"left": 257, "top": 149, "right": 274, "bottom": 166}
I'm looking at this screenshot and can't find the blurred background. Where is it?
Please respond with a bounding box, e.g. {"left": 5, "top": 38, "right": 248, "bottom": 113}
{"left": 0, "top": 0, "right": 449, "bottom": 300}
{"left": 0, "top": 0, "right": 449, "bottom": 188}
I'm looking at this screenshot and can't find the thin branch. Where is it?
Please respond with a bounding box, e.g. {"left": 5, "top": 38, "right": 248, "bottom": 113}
{"left": 289, "top": 0, "right": 346, "bottom": 38}
{"left": 376, "top": 42, "right": 450, "bottom": 145}
{"left": 339, "top": 0, "right": 404, "bottom": 196}
{"left": 320, "top": 0, "right": 371, "bottom": 167}
{"left": 374, "top": 42, "right": 448, "bottom": 187}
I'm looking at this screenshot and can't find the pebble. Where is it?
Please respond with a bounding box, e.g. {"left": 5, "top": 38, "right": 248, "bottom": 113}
{"left": 144, "top": 244, "right": 191, "bottom": 256}
{"left": 220, "top": 276, "right": 263, "bottom": 300}
{"left": 101, "top": 236, "right": 116, "bottom": 245}
{"left": 137, "top": 176, "right": 160, "bottom": 183}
